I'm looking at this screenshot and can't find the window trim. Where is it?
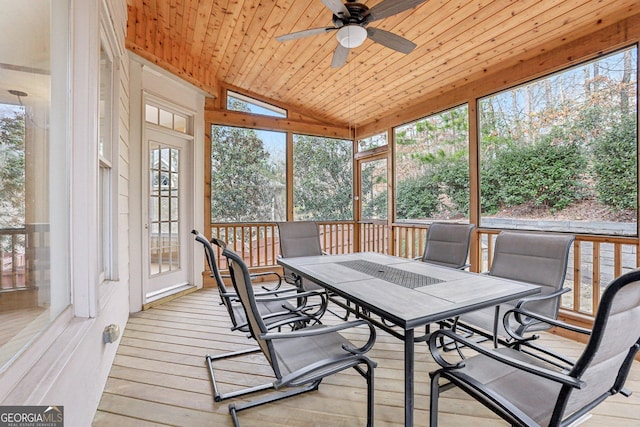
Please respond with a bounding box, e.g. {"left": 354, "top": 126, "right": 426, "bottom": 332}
{"left": 97, "top": 12, "right": 121, "bottom": 283}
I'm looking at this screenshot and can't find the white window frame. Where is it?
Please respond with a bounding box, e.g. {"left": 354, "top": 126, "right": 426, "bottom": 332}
{"left": 97, "top": 11, "right": 120, "bottom": 284}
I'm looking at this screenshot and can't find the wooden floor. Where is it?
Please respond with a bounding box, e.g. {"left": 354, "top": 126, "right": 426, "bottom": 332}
{"left": 93, "top": 288, "right": 640, "bottom": 426}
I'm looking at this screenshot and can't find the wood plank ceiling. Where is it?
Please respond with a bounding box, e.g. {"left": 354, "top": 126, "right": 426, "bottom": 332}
{"left": 126, "top": 0, "right": 639, "bottom": 129}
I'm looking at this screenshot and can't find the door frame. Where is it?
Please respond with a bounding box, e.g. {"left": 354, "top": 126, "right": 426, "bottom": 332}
{"left": 143, "top": 127, "right": 194, "bottom": 303}
{"left": 354, "top": 148, "right": 391, "bottom": 252}
{"left": 137, "top": 92, "right": 197, "bottom": 308}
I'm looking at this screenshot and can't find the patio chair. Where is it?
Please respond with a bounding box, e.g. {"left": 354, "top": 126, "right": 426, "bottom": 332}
{"left": 453, "top": 231, "right": 575, "bottom": 348}
{"left": 277, "top": 220, "right": 336, "bottom": 317}
{"left": 428, "top": 267, "right": 640, "bottom": 427}
{"left": 417, "top": 222, "right": 475, "bottom": 269}
{"left": 210, "top": 246, "right": 377, "bottom": 427}
{"left": 192, "top": 230, "right": 324, "bottom": 334}
{"left": 277, "top": 221, "right": 327, "bottom": 290}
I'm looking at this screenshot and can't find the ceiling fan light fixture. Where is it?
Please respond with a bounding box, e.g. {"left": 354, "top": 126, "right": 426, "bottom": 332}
{"left": 336, "top": 25, "right": 367, "bottom": 48}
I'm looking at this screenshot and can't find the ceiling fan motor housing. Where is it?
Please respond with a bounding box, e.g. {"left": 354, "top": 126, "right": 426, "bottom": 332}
{"left": 332, "top": 2, "right": 369, "bottom": 28}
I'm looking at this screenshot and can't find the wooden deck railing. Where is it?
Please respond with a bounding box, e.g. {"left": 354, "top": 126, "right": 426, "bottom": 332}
{"left": 207, "top": 221, "right": 639, "bottom": 319}
{"left": 210, "top": 221, "right": 357, "bottom": 271}
{"left": 391, "top": 223, "right": 640, "bottom": 318}
{"left": 0, "top": 227, "right": 27, "bottom": 291}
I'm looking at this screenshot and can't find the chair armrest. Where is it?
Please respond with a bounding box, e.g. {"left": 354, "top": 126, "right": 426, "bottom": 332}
{"left": 219, "top": 286, "right": 300, "bottom": 300}
{"left": 253, "top": 289, "right": 326, "bottom": 303}
{"left": 263, "top": 320, "right": 377, "bottom": 354}
{"left": 503, "top": 306, "right": 592, "bottom": 341}
{"left": 255, "top": 270, "right": 283, "bottom": 291}
{"left": 515, "top": 287, "right": 571, "bottom": 309}
{"left": 509, "top": 287, "right": 572, "bottom": 331}
{"left": 231, "top": 313, "right": 312, "bottom": 333}
{"left": 429, "top": 329, "right": 584, "bottom": 389}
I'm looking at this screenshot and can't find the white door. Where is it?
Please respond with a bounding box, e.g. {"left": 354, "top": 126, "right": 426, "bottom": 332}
{"left": 144, "top": 128, "right": 191, "bottom": 302}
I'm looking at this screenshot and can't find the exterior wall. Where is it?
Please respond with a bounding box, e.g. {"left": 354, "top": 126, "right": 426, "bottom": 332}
{"left": 0, "top": 1, "right": 130, "bottom": 426}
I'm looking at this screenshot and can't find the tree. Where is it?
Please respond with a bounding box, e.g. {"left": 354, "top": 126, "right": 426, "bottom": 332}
{"left": 293, "top": 135, "right": 353, "bottom": 220}
{"left": 210, "top": 125, "right": 281, "bottom": 222}
{"left": 0, "top": 110, "right": 25, "bottom": 228}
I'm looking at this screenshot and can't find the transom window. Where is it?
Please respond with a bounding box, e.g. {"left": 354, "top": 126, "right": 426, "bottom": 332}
{"left": 226, "top": 90, "right": 287, "bottom": 118}
{"left": 145, "top": 104, "right": 189, "bottom": 134}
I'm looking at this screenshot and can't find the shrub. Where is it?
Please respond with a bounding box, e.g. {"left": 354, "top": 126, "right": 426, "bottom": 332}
{"left": 591, "top": 116, "right": 638, "bottom": 210}
{"left": 481, "top": 138, "right": 587, "bottom": 212}
{"left": 396, "top": 175, "right": 440, "bottom": 219}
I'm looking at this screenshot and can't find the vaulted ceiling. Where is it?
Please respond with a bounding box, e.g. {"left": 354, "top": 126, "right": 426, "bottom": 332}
{"left": 126, "top": 0, "right": 639, "bottom": 128}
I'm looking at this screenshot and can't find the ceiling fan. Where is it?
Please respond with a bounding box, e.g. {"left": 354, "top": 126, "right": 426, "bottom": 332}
{"left": 276, "top": 0, "right": 427, "bottom": 68}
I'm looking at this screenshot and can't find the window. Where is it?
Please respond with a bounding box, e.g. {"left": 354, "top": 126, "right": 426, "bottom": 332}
{"left": 98, "top": 31, "right": 118, "bottom": 282}
{"left": 394, "top": 105, "right": 470, "bottom": 222}
{"left": 0, "top": 1, "right": 70, "bottom": 369}
{"left": 226, "top": 90, "right": 287, "bottom": 118}
{"left": 210, "top": 125, "right": 286, "bottom": 222}
{"left": 146, "top": 104, "right": 189, "bottom": 134}
{"left": 479, "top": 46, "right": 638, "bottom": 236}
{"left": 293, "top": 135, "right": 353, "bottom": 220}
{"left": 358, "top": 132, "right": 387, "bottom": 152}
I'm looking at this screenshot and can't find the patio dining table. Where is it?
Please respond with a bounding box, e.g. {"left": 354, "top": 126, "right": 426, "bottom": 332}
{"left": 277, "top": 251, "right": 540, "bottom": 427}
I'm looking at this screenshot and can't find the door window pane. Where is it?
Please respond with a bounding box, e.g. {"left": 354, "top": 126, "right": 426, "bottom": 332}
{"left": 361, "top": 159, "right": 388, "bottom": 220}
{"left": 149, "top": 146, "right": 181, "bottom": 275}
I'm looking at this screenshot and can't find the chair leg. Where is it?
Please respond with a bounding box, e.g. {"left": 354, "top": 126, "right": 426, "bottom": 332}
{"left": 228, "top": 380, "right": 321, "bottom": 426}
{"left": 429, "top": 371, "right": 441, "bottom": 427}
{"left": 367, "top": 362, "right": 375, "bottom": 427}
{"left": 206, "top": 349, "right": 275, "bottom": 402}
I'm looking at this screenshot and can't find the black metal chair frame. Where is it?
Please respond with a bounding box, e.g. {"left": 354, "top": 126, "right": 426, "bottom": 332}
{"left": 212, "top": 246, "right": 377, "bottom": 427}
{"left": 193, "top": 230, "right": 329, "bottom": 404}
{"left": 428, "top": 268, "right": 640, "bottom": 427}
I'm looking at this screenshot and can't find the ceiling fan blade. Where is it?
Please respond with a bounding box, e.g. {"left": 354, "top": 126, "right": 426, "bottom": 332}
{"left": 321, "top": 0, "right": 350, "bottom": 18}
{"left": 331, "top": 44, "right": 350, "bottom": 68}
{"left": 367, "top": 27, "right": 416, "bottom": 54}
{"left": 366, "top": 0, "right": 427, "bottom": 22}
{"left": 276, "top": 27, "right": 337, "bottom": 42}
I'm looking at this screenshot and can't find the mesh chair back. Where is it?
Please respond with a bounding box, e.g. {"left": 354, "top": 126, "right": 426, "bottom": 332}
{"left": 277, "top": 221, "right": 325, "bottom": 291}
{"left": 224, "top": 247, "right": 282, "bottom": 375}
{"left": 490, "top": 231, "right": 574, "bottom": 318}
{"left": 192, "top": 231, "right": 238, "bottom": 322}
{"left": 560, "top": 269, "right": 640, "bottom": 420}
{"left": 277, "top": 221, "right": 323, "bottom": 258}
{"left": 421, "top": 223, "right": 475, "bottom": 269}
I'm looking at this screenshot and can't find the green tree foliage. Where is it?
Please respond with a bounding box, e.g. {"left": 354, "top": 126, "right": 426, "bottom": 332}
{"left": 482, "top": 138, "right": 587, "bottom": 213}
{"left": 362, "top": 161, "right": 388, "bottom": 220}
{"left": 395, "top": 105, "right": 470, "bottom": 219}
{"left": 0, "top": 110, "right": 25, "bottom": 227}
{"left": 433, "top": 151, "right": 470, "bottom": 215}
{"left": 293, "top": 135, "right": 353, "bottom": 220}
{"left": 210, "top": 125, "right": 279, "bottom": 222}
{"left": 395, "top": 175, "right": 439, "bottom": 219}
{"left": 591, "top": 116, "right": 638, "bottom": 210}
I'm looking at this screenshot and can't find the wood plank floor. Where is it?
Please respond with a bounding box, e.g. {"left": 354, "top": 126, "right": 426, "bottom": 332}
{"left": 93, "top": 288, "right": 640, "bottom": 426}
